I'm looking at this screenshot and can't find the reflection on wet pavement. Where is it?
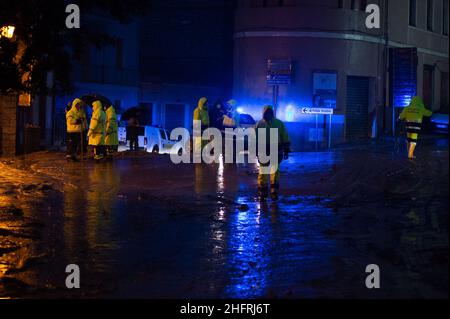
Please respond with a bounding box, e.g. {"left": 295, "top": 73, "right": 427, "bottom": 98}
{"left": 0, "top": 137, "right": 448, "bottom": 298}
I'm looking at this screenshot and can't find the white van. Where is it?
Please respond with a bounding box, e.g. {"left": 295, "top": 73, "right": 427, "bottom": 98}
{"left": 118, "top": 126, "right": 188, "bottom": 154}
{"left": 144, "top": 126, "right": 171, "bottom": 154}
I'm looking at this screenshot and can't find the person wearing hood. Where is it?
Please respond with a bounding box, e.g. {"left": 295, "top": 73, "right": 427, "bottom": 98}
{"left": 66, "top": 98, "right": 84, "bottom": 162}
{"left": 88, "top": 100, "right": 106, "bottom": 162}
{"left": 399, "top": 96, "right": 432, "bottom": 159}
{"left": 209, "top": 100, "right": 226, "bottom": 131}
{"left": 255, "top": 105, "right": 290, "bottom": 200}
{"left": 193, "top": 97, "right": 210, "bottom": 153}
{"left": 105, "top": 104, "right": 119, "bottom": 160}
{"left": 225, "top": 99, "right": 239, "bottom": 127}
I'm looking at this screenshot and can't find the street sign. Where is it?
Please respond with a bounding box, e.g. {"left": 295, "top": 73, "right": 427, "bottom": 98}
{"left": 301, "top": 107, "right": 334, "bottom": 115}
{"left": 267, "top": 59, "right": 292, "bottom": 86}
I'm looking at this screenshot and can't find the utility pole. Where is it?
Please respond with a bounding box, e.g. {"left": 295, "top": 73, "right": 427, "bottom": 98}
{"left": 382, "top": 0, "right": 390, "bottom": 136}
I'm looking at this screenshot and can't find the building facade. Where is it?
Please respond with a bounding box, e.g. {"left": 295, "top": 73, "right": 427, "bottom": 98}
{"left": 2, "top": 1, "right": 447, "bottom": 156}
{"left": 51, "top": 14, "right": 140, "bottom": 146}
{"left": 233, "top": 0, "right": 448, "bottom": 150}
{"left": 139, "top": 0, "right": 235, "bottom": 130}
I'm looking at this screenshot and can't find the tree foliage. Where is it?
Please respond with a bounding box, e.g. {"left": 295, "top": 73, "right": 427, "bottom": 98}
{"left": 0, "top": 0, "right": 148, "bottom": 95}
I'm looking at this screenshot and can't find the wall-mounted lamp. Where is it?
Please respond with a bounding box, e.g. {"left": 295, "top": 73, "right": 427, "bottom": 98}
{"left": 0, "top": 25, "right": 15, "bottom": 39}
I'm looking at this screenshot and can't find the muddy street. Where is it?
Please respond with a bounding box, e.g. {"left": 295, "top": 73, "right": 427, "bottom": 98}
{"left": 0, "top": 137, "right": 448, "bottom": 298}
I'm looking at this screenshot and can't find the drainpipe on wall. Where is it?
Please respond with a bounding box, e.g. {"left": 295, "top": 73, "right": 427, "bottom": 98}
{"left": 382, "top": 0, "right": 390, "bottom": 136}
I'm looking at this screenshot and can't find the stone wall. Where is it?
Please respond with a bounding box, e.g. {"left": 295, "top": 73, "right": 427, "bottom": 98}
{"left": 0, "top": 95, "right": 17, "bottom": 156}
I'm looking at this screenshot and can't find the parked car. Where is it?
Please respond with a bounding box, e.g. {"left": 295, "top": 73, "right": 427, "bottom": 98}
{"left": 222, "top": 113, "right": 256, "bottom": 154}
{"left": 429, "top": 113, "right": 449, "bottom": 135}
{"left": 118, "top": 125, "right": 188, "bottom": 154}
{"left": 237, "top": 113, "right": 256, "bottom": 129}
{"left": 118, "top": 126, "right": 145, "bottom": 151}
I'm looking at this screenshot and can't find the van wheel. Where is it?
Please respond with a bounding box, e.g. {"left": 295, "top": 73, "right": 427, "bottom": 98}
{"left": 152, "top": 146, "right": 159, "bottom": 154}
{"left": 177, "top": 148, "right": 183, "bottom": 156}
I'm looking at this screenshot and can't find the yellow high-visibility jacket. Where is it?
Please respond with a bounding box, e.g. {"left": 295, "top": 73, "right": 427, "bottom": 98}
{"left": 66, "top": 98, "right": 83, "bottom": 133}
{"left": 105, "top": 106, "right": 119, "bottom": 146}
{"left": 88, "top": 101, "right": 106, "bottom": 146}
{"left": 193, "top": 97, "right": 210, "bottom": 128}
{"left": 399, "top": 96, "right": 432, "bottom": 123}
{"left": 255, "top": 106, "right": 290, "bottom": 148}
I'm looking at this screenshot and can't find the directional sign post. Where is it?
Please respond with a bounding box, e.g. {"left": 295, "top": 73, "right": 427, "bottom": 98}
{"left": 301, "top": 107, "right": 334, "bottom": 150}
{"left": 301, "top": 107, "right": 334, "bottom": 115}
{"left": 267, "top": 59, "right": 292, "bottom": 115}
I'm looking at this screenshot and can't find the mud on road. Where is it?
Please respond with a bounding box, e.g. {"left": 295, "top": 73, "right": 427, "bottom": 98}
{"left": 0, "top": 137, "right": 448, "bottom": 298}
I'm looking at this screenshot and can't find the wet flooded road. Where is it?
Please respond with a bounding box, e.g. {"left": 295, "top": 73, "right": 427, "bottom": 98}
{"left": 0, "top": 137, "right": 448, "bottom": 298}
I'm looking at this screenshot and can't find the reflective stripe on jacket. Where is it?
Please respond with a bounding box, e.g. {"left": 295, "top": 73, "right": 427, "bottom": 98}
{"left": 88, "top": 101, "right": 106, "bottom": 146}
{"left": 66, "top": 98, "right": 82, "bottom": 133}
{"left": 399, "top": 96, "right": 432, "bottom": 124}
{"left": 105, "top": 106, "right": 119, "bottom": 146}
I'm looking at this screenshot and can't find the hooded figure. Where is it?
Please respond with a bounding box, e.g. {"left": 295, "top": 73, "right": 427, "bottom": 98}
{"left": 255, "top": 105, "right": 291, "bottom": 200}
{"left": 88, "top": 100, "right": 106, "bottom": 161}
{"left": 209, "top": 100, "right": 226, "bottom": 130}
{"left": 193, "top": 97, "right": 210, "bottom": 153}
{"left": 105, "top": 105, "right": 119, "bottom": 159}
{"left": 399, "top": 96, "right": 432, "bottom": 159}
{"left": 194, "top": 97, "right": 210, "bottom": 128}
{"left": 66, "top": 98, "right": 83, "bottom": 162}
{"left": 225, "top": 99, "right": 239, "bottom": 127}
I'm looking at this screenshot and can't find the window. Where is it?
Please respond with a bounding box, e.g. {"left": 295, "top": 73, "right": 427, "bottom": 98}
{"left": 441, "top": 72, "right": 449, "bottom": 112}
{"left": 443, "top": 0, "right": 449, "bottom": 35}
{"left": 427, "top": 0, "right": 434, "bottom": 31}
{"left": 360, "top": 0, "right": 367, "bottom": 10}
{"left": 409, "top": 0, "right": 417, "bottom": 26}
{"left": 423, "top": 65, "right": 434, "bottom": 108}
{"left": 351, "top": 0, "right": 366, "bottom": 11}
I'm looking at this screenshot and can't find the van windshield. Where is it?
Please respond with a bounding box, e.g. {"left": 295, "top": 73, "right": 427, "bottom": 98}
{"left": 159, "top": 129, "right": 167, "bottom": 140}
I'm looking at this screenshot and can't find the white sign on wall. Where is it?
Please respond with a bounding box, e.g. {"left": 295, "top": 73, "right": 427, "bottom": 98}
{"left": 301, "top": 107, "right": 334, "bottom": 115}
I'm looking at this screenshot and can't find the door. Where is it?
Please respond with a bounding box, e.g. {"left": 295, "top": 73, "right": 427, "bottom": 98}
{"left": 346, "top": 76, "right": 370, "bottom": 140}
{"left": 441, "top": 72, "right": 449, "bottom": 113}
{"left": 165, "top": 104, "right": 185, "bottom": 131}
{"left": 139, "top": 103, "right": 153, "bottom": 126}
{"left": 423, "top": 65, "right": 434, "bottom": 108}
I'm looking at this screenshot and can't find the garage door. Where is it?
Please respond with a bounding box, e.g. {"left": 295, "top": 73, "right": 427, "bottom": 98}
{"left": 346, "top": 76, "right": 369, "bottom": 140}
{"left": 165, "top": 104, "right": 185, "bottom": 131}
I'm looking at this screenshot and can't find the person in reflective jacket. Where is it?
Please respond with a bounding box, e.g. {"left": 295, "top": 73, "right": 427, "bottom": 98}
{"left": 88, "top": 100, "right": 106, "bottom": 162}
{"left": 399, "top": 96, "right": 432, "bottom": 159}
{"left": 66, "top": 98, "right": 83, "bottom": 162}
{"left": 193, "top": 97, "right": 210, "bottom": 153}
{"left": 105, "top": 104, "right": 119, "bottom": 160}
{"left": 255, "top": 105, "right": 291, "bottom": 201}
